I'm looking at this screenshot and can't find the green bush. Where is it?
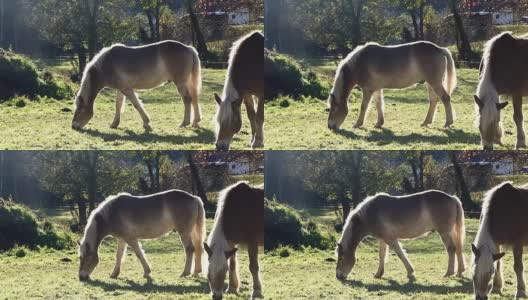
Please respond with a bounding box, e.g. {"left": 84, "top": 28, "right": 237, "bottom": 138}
{"left": 264, "top": 199, "right": 334, "bottom": 251}
{"left": 0, "top": 198, "right": 75, "bottom": 252}
{"left": 0, "top": 49, "right": 73, "bottom": 102}
{"left": 264, "top": 50, "right": 330, "bottom": 101}
{"left": 15, "top": 97, "right": 27, "bottom": 108}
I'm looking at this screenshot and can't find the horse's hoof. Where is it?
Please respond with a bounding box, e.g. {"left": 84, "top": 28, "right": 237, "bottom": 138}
{"left": 491, "top": 286, "right": 503, "bottom": 295}
{"left": 110, "top": 123, "right": 119, "bottom": 129}
{"left": 144, "top": 124, "right": 153, "bottom": 131}
{"left": 180, "top": 272, "right": 191, "bottom": 277}
{"left": 444, "top": 271, "right": 455, "bottom": 277}
{"left": 192, "top": 123, "right": 200, "bottom": 128}
{"left": 444, "top": 123, "right": 453, "bottom": 128}
{"left": 374, "top": 124, "right": 383, "bottom": 129}
{"left": 516, "top": 290, "right": 527, "bottom": 299}
{"left": 109, "top": 272, "right": 119, "bottom": 279}
{"left": 374, "top": 273, "right": 383, "bottom": 279}
{"left": 353, "top": 124, "right": 363, "bottom": 129}
{"left": 251, "top": 290, "right": 264, "bottom": 299}
{"left": 226, "top": 286, "right": 239, "bottom": 294}
{"left": 421, "top": 122, "right": 430, "bottom": 127}
{"left": 179, "top": 122, "right": 190, "bottom": 128}
{"left": 252, "top": 140, "right": 264, "bottom": 149}
{"left": 516, "top": 142, "right": 527, "bottom": 149}
{"left": 408, "top": 274, "right": 416, "bottom": 282}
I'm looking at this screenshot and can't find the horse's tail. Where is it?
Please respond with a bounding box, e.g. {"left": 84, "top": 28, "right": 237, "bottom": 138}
{"left": 191, "top": 197, "right": 207, "bottom": 274}
{"left": 190, "top": 47, "right": 202, "bottom": 95}
{"left": 440, "top": 48, "right": 457, "bottom": 95}
{"left": 453, "top": 196, "right": 466, "bottom": 269}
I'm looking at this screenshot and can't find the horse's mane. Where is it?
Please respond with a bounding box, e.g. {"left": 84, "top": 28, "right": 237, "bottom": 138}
{"left": 216, "top": 181, "right": 251, "bottom": 211}
{"left": 480, "top": 181, "right": 514, "bottom": 221}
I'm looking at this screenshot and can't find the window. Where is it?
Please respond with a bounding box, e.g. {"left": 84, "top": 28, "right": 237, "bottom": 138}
{"left": 496, "top": 15, "right": 500, "bottom": 19}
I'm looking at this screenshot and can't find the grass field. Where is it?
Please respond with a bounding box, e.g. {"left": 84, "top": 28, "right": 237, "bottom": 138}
{"left": 0, "top": 61, "right": 256, "bottom": 150}
{"left": 266, "top": 64, "right": 527, "bottom": 150}
{"left": 264, "top": 211, "right": 520, "bottom": 300}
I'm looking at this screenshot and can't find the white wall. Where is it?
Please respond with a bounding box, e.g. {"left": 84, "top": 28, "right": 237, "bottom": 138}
{"left": 228, "top": 10, "right": 250, "bottom": 25}
{"left": 492, "top": 12, "right": 513, "bottom": 25}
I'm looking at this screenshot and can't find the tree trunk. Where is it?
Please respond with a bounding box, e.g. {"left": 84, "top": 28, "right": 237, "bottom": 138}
{"left": 86, "top": 152, "right": 99, "bottom": 213}
{"left": 77, "top": 42, "right": 87, "bottom": 75}
{"left": 186, "top": 153, "right": 212, "bottom": 210}
{"left": 419, "top": 152, "right": 424, "bottom": 190}
{"left": 449, "top": 0, "right": 474, "bottom": 61}
{"left": 449, "top": 152, "right": 475, "bottom": 211}
{"left": 410, "top": 9, "right": 419, "bottom": 40}
{"left": 186, "top": 0, "right": 210, "bottom": 60}
{"left": 77, "top": 196, "right": 87, "bottom": 226}
{"left": 419, "top": 4, "right": 424, "bottom": 39}
{"left": 339, "top": 192, "right": 350, "bottom": 225}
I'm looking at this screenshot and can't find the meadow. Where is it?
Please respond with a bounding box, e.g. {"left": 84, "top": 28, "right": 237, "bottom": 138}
{"left": 265, "top": 64, "right": 526, "bottom": 150}
{"left": 0, "top": 60, "right": 256, "bottom": 150}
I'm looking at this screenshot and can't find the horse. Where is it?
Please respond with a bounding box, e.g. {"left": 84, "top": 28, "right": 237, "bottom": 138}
{"left": 72, "top": 40, "right": 202, "bottom": 131}
{"left": 474, "top": 32, "right": 528, "bottom": 150}
{"left": 214, "top": 31, "right": 264, "bottom": 150}
{"left": 472, "top": 182, "right": 528, "bottom": 299}
{"left": 327, "top": 41, "right": 457, "bottom": 131}
{"left": 78, "top": 189, "right": 205, "bottom": 281}
{"left": 336, "top": 190, "right": 465, "bottom": 281}
{"left": 204, "top": 182, "right": 264, "bottom": 300}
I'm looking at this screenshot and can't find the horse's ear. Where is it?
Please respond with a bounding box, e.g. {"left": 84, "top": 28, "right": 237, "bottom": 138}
{"left": 204, "top": 243, "right": 212, "bottom": 257}
{"left": 225, "top": 247, "right": 238, "bottom": 259}
{"left": 493, "top": 252, "right": 506, "bottom": 261}
{"left": 474, "top": 95, "right": 484, "bottom": 108}
{"left": 471, "top": 244, "right": 480, "bottom": 258}
{"left": 214, "top": 93, "right": 222, "bottom": 105}
{"left": 497, "top": 102, "right": 508, "bottom": 110}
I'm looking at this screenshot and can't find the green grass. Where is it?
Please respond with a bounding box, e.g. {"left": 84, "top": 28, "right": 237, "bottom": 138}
{"left": 0, "top": 216, "right": 261, "bottom": 299}
{"left": 263, "top": 211, "right": 521, "bottom": 300}
{"left": 0, "top": 63, "right": 256, "bottom": 150}
{"left": 266, "top": 65, "right": 527, "bottom": 150}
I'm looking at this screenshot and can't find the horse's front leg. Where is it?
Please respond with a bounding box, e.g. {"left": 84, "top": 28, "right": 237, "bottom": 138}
{"left": 422, "top": 84, "right": 439, "bottom": 127}
{"left": 129, "top": 240, "right": 152, "bottom": 281}
{"left": 354, "top": 89, "right": 374, "bottom": 128}
{"left": 251, "top": 95, "right": 264, "bottom": 149}
{"left": 513, "top": 94, "right": 526, "bottom": 148}
{"left": 176, "top": 85, "right": 192, "bottom": 128}
{"left": 374, "top": 90, "right": 384, "bottom": 129}
{"left": 110, "top": 239, "right": 127, "bottom": 279}
{"left": 374, "top": 239, "right": 388, "bottom": 278}
{"left": 179, "top": 233, "right": 193, "bottom": 277}
{"left": 248, "top": 243, "right": 263, "bottom": 299}
{"left": 121, "top": 89, "right": 152, "bottom": 131}
{"left": 514, "top": 245, "right": 527, "bottom": 298}
{"left": 110, "top": 91, "right": 125, "bottom": 129}
{"left": 492, "top": 245, "right": 503, "bottom": 294}
{"left": 387, "top": 240, "right": 415, "bottom": 281}
{"left": 244, "top": 96, "right": 257, "bottom": 140}
{"left": 431, "top": 84, "right": 454, "bottom": 128}
{"left": 227, "top": 250, "right": 240, "bottom": 294}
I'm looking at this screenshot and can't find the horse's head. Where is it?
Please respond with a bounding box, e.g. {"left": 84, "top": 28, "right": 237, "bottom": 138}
{"left": 474, "top": 95, "right": 508, "bottom": 150}
{"left": 204, "top": 242, "right": 237, "bottom": 300}
{"left": 336, "top": 215, "right": 364, "bottom": 281}
{"left": 328, "top": 93, "right": 349, "bottom": 131}
{"left": 471, "top": 244, "right": 505, "bottom": 299}
{"left": 72, "top": 95, "right": 94, "bottom": 130}
{"left": 78, "top": 239, "right": 99, "bottom": 281}
{"left": 214, "top": 93, "right": 242, "bottom": 150}
{"left": 335, "top": 242, "right": 355, "bottom": 281}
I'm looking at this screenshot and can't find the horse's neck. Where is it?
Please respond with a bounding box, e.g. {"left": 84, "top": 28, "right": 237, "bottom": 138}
{"left": 209, "top": 216, "right": 229, "bottom": 250}
{"left": 476, "top": 217, "right": 497, "bottom": 253}
{"left": 222, "top": 76, "right": 241, "bottom": 106}
{"left": 334, "top": 68, "right": 354, "bottom": 105}
{"left": 85, "top": 219, "right": 106, "bottom": 252}
{"left": 477, "top": 62, "right": 498, "bottom": 102}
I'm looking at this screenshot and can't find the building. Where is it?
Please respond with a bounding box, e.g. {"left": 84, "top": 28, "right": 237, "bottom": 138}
{"left": 491, "top": 10, "right": 514, "bottom": 25}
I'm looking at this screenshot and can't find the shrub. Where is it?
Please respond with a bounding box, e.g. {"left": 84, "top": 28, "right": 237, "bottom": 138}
{"left": 264, "top": 199, "right": 334, "bottom": 251}
{"left": 15, "top": 97, "right": 27, "bottom": 108}
{"left": 265, "top": 49, "right": 330, "bottom": 101}
{"left": 0, "top": 198, "right": 75, "bottom": 252}
{"left": 14, "top": 246, "right": 28, "bottom": 258}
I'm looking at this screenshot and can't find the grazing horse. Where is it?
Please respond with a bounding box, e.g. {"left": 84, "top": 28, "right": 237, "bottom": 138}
{"left": 214, "top": 31, "right": 264, "bottom": 150}
{"left": 204, "top": 182, "right": 264, "bottom": 300}
{"left": 474, "top": 32, "right": 528, "bottom": 150}
{"left": 78, "top": 190, "right": 205, "bottom": 281}
{"left": 72, "top": 41, "right": 202, "bottom": 131}
{"left": 328, "top": 41, "right": 457, "bottom": 130}
{"left": 336, "top": 190, "right": 465, "bottom": 281}
{"left": 472, "top": 182, "right": 528, "bottom": 299}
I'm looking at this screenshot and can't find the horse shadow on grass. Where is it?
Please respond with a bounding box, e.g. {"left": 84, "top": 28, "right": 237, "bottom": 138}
{"left": 336, "top": 127, "right": 481, "bottom": 147}
{"left": 86, "top": 277, "right": 210, "bottom": 295}
{"left": 342, "top": 276, "right": 473, "bottom": 296}
{"left": 82, "top": 127, "right": 217, "bottom": 147}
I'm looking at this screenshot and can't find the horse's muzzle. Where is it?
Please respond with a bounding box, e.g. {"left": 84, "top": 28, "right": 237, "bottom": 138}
{"left": 212, "top": 294, "right": 223, "bottom": 300}
{"left": 336, "top": 273, "right": 346, "bottom": 281}
{"left": 215, "top": 142, "right": 230, "bottom": 151}
{"left": 79, "top": 274, "right": 89, "bottom": 281}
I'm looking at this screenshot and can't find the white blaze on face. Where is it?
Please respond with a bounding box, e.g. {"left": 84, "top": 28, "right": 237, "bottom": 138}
{"left": 472, "top": 247, "right": 495, "bottom": 298}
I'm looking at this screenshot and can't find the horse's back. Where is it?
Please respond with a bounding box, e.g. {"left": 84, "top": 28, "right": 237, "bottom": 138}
{"left": 229, "top": 32, "right": 264, "bottom": 96}
{"left": 487, "top": 33, "right": 528, "bottom": 95}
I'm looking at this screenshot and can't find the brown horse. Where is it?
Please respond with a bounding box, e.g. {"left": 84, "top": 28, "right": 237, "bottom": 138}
{"left": 472, "top": 182, "right": 528, "bottom": 299}
{"left": 336, "top": 190, "right": 465, "bottom": 281}
{"left": 215, "top": 31, "right": 264, "bottom": 150}
{"left": 204, "top": 182, "right": 264, "bottom": 300}
{"left": 78, "top": 190, "right": 205, "bottom": 281}
{"left": 72, "top": 41, "right": 201, "bottom": 131}
{"left": 474, "top": 32, "right": 528, "bottom": 150}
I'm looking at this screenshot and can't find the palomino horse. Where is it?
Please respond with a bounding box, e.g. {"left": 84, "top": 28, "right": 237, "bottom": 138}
{"left": 72, "top": 41, "right": 202, "bottom": 131}
{"left": 215, "top": 31, "right": 264, "bottom": 150}
{"left": 78, "top": 190, "right": 205, "bottom": 281}
{"left": 472, "top": 182, "right": 528, "bottom": 299}
{"left": 336, "top": 190, "right": 465, "bottom": 281}
{"left": 474, "top": 32, "right": 528, "bottom": 150}
{"left": 204, "top": 182, "right": 264, "bottom": 300}
{"left": 328, "top": 41, "right": 457, "bottom": 130}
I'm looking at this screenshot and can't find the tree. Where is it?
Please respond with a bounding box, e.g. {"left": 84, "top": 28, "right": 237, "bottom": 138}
{"left": 185, "top": 0, "right": 211, "bottom": 59}
{"left": 449, "top": 151, "right": 476, "bottom": 211}
{"left": 449, "top": 0, "right": 476, "bottom": 61}
{"left": 186, "top": 152, "right": 213, "bottom": 210}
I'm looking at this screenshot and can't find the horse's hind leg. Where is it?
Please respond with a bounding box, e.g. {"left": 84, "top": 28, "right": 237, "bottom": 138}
{"left": 513, "top": 245, "right": 527, "bottom": 298}
{"left": 121, "top": 89, "right": 152, "bottom": 131}
{"left": 248, "top": 242, "right": 263, "bottom": 299}
{"left": 110, "top": 239, "right": 127, "bottom": 279}
{"left": 179, "top": 232, "right": 194, "bottom": 277}
{"left": 176, "top": 85, "right": 192, "bottom": 128}
{"left": 110, "top": 91, "right": 125, "bottom": 129}
{"left": 374, "top": 90, "right": 385, "bottom": 129}
{"left": 422, "top": 83, "right": 439, "bottom": 127}
{"left": 492, "top": 245, "right": 503, "bottom": 294}
{"left": 129, "top": 240, "right": 152, "bottom": 280}
{"left": 244, "top": 96, "right": 257, "bottom": 140}
{"left": 354, "top": 89, "right": 375, "bottom": 128}
{"left": 513, "top": 94, "right": 526, "bottom": 148}
{"left": 187, "top": 81, "right": 201, "bottom": 128}
{"left": 387, "top": 239, "right": 415, "bottom": 281}
{"left": 191, "top": 229, "right": 203, "bottom": 275}
{"left": 430, "top": 83, "right": 454, "bottom": 128}
{"left": 252, "top": 95, "right": 264, "bottom": 149}
{"left": 227, "top": 250, "right": 240, "bottom": 293}
{"left": 439, "top": 231, "right": 456, "bottom": 277}
{"left": 374, "top": 240, "right": 388, "bottom": 279}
